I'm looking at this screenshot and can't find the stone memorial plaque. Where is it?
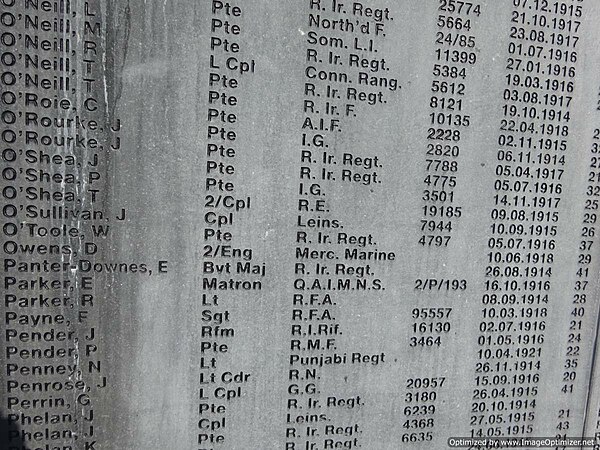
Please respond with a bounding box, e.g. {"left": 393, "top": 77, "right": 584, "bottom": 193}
{"left": 3, "top": 0, "right": 600, "bottom": 449}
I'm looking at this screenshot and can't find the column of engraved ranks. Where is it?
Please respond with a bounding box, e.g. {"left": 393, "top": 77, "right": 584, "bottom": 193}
{"left": 199, "top": 1, "right": 258, "bottom": 449}
{"left": 0, "top": 0, "right": 110, "bottom": 449}
{"left": 286, "top": 1, "right": 397, "bottom": 449}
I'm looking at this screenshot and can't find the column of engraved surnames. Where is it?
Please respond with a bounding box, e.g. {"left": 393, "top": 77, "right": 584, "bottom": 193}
{"left": 0, "top": 0, "right": 122, "bottom": 449}
{"left": 285, "top": 1, "right": 400, "bottom": 449}
{"left": 199, "top": 1, "right": 263, "bottom": 449}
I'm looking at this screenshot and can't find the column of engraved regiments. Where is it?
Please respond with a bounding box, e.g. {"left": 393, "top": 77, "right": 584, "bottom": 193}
{"left": 286, "top": 1, "right": 399, "bottom": 449}
{"left": 468, "top": 0, "right": 600, "bottom": 446}
{"left": 0, "top": 0, "right": 116, "bottom": 448}
{"left": 199, "top": 1, "right": 263, "bottom": 448}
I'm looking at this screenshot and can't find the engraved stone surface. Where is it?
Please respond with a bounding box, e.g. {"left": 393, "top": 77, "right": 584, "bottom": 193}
{"left": 2, "top": 1, "right": 600, "bottom": 449}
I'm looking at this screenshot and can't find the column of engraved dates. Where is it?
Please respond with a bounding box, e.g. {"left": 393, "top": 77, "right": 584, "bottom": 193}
{"left": 470, "top": 0, "right": 584, "bottom": 443}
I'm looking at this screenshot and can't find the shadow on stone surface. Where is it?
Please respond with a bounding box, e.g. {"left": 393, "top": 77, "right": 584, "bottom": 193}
{"left": 1, "top": 411, "right": 26, "bottom": 448}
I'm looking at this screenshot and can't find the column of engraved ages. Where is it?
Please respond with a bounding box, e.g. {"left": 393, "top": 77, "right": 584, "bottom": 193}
{"left": 567, "top": 68, "right": 600, "bottom": 444}
{"left": 470, "top": 0, "right": 597, "bottom": 445}
{"left": 549, "top": 0, "right": 600, "bottom": 440}
{"left": 287, "top": 1, "right": 398, "bottom": 449}
{"left": 200, "top": 1, "right": 261, "bottom": 448}
{"left": 581, "top": 18, "right": 600, "bottom": 447}
{"left": 0, "top": 0, "right": 120, "bottom": 448}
